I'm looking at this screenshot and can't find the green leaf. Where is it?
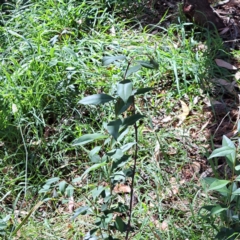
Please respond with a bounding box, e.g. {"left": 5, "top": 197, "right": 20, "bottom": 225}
{"left": 45, "top": 177, "right": 60, "bottom": 185}
{"left": 71, "top": 206, "right": 90, "bottom": 220}
{"left": 222, "top": 135, "right": 235, "bottom": 148}
{"left": 115, "top": 96, "right": 133, "bottom": 116}
{"left": 122, "top": 114, "right": 145, "bottom": 127}
{"left": 150, "top": 58, "right": 159, "bottom": 69}
{"left": 114, "top": 216, "right": 126, "bottom": 233}
{"left": 79, "top": 94, "right": 114, "bottom": 105}
{"left": 66, "top": 184, "right": 74, "bottom": 197}
{"left": 102, "top": 55, "right": 126, "bottom": 66}
{"left": 211, "top": 205, "right": 228, "bottom": 215}
{"left": 117, "top": 80, "right": 133, "bottom": 103}
{"left": 113, "top": 171, "right": 126, "bottom": 182}
{"left": 72, "top": 162, "right": 107, "bottom": 182}
{"left": 91, "top": 186, "right": 105, "bottom": 200}
{"left": 125, "top": 65, "right": 142, "bottom": 77}
{"left": 208, "top": 179, "right": 230, "bottom": 191}
{"left": 107, "top": 149, "right": 123, "bottom": 159}
{"left": 72, "top": 133, "right": 108, "bottom": 146}
{"left": 208, "top": 146, "right": 235, "bottom": 159}
{"left": 112, "top": 155, "right": 130, "bottom": 171}
{"left": 238, "top": 120, "right": 240, "bottom": 133}
{"left": 58, "top": 181, "right": 67, "bottom": 194}
{"left": 133, "top": 87, "right": 154, "bottom": 95}
{"left": 235, "top": 175, "right": 240, "bottom": 181}
{"left": 106, "top": 119, "right": 122, "bottom": 140}
{"left": 232, "top": 188, "right": 240, "bottom": 195}
{"left": 136, "top": 60, "right": 156, "bottom": 69}
{"left": 120, "top": 142, "right": 136, "bottom": 153}
{"left": 235, "top": 165, "right": 240, "bottom": 171}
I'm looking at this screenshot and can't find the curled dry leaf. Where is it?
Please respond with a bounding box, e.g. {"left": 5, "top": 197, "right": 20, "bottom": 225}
{"left": 215, "top": 59, "right": 237, "bottom": 70}
{"left": 177, "top": 100, "right": 190, "bottom": 126}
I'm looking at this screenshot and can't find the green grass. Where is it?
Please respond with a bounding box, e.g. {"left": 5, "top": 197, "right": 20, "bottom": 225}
{"left": 0, "top": 0, "right": 237, "bottom": 239}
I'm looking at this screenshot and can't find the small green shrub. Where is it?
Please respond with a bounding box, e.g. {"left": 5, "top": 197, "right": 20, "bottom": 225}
{"left": 201, "top": 123, "right": 240, "bottom": 240}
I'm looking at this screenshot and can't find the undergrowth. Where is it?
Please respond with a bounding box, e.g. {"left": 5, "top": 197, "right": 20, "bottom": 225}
{"left": 0, "top": 0, "right": 238, "bottom": 239}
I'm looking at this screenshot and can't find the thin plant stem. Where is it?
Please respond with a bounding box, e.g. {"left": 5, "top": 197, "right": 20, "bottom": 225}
{"left": 125, "top": 96, "right": 138, "bottom": 240}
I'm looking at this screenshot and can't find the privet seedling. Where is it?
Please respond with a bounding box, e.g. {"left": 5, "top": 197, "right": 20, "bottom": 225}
{"left": 70, "top": 55, "right": 158, "bottom": 239}
{"left": 201, "top": 122, "right": 240, "bottom": 240}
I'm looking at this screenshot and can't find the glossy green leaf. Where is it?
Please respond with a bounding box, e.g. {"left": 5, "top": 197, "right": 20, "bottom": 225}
{"left": 72, "top": 133, "right": 108, "bottom": 146}
{"left": 117, "top": 80, "right": 133, "bottom": 103}
{"left": 106, "top": 119, "right": 122, "bottom": 140}
{"left": 79, "top": 94, "right": 114, "bottom": 105}
{"left": 208, "top": 179, "right": 230, "bottom": 191}
{"left": 122, "top": 114, "right": 145, "bottom": 127}
{"left": 125, "top": 65, "right": 142, "bottom": 77}
{"left": 235, "top": 165, "right": 240, "bottom": 171}
{"left": 102, "top": 55, "right": 126, "bottom": 66}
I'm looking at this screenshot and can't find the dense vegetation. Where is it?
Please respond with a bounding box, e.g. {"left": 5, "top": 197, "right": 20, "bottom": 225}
{"left": 1, "top": 0, "right": 240, "bottom": 239}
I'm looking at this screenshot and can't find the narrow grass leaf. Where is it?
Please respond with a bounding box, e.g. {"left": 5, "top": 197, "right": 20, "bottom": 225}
{"left": 72, "top": 133, "right": 108, "bottom": 146}
{"left": 117, "top": 80, "right": 133, "bottom": 103}
{"left": 102, "top": 55, "right": 126, "bottom": 66}
{"left": 125, "top": 65, "right": 141, "bottom": 77}
{"left": 208, "top": 179, "right": 230, "bottom": 191}
{"left": 79, "top": 94, "right": 114, "bottom": 105}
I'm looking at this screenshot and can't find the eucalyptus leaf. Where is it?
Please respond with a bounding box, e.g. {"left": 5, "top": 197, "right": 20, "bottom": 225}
{"left": 136, "top": 60, "right": 155, "bottom": 69}
{"left": 133, "top": 87, "right": 154, "bottom": 95}
{"left": 120, "top": 142, "right": 136, "bottom": 153}
{"left": 117, "top": 80, "right": 133, "bottom": 103}
{"left": 58, "top": 181, "right": 67, "bottom": 194}
{"left": 46, "top": 177, "right": 60, "bottom": 185}
{"left": 122, "top": 114, "right": 145, "bottom": 127}
{"left": 106, "top": 119, "right": 122, "bottom": 140}
{"left": 210, "top": 205, "right": 227, "bottom": 215}
{"left": 71, "top": 206, "right": 90, "bottom": 220}
{"left": 91, "top": 186, "right": 105, "bottom": 200}
{"left": 102, "top": 55, "right": 126, "bottom": 66}
{"left": 115, "top": 96, "right": 133, "bottom": 116}
{"left": 72, "top": 133, "right": 108, "bottom": 146}
{"left": 125, "top": 65, "right": 142, "bottom": 77}
{"left": 222, "top": 135, "right": 235, "bottom": 148}
{"left": 79, "top": 94, "right": 114, "bottom": 105}
{"left": 114, "top": 216, "right": 126, "bottom": 233}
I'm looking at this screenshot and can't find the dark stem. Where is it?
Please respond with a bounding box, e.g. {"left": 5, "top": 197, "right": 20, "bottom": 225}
{"left": 125, "top": 96, "right": 138, "bottom": 240}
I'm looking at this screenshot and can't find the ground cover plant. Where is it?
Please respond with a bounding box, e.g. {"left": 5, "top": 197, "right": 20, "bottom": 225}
{"left": 0, "top": 0, "right": 240, "bottom": 239}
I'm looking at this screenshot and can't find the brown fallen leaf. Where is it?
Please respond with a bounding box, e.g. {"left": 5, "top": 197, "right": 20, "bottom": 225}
{"left": 113, "top": 183, "right": 131, "bottom": 193}
{"left": 215, "top": 59, "right": 237, "bottom": 70}
{"left": 177, "top": 100, "right": 190, "bottom": 126}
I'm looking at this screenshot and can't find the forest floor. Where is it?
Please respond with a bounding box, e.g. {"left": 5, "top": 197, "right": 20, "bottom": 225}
{"left": 0, "top": 0, "right": 240, "bottom": 239}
